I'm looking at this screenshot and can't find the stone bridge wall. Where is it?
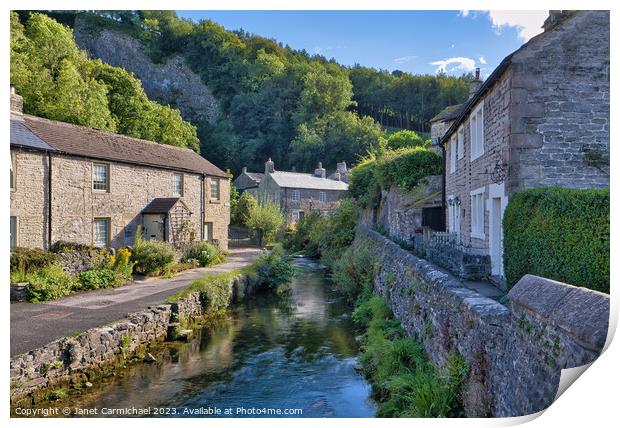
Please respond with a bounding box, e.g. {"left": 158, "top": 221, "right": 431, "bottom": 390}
{"left": 354, "top": 226, "right": 609, "bottom": 417}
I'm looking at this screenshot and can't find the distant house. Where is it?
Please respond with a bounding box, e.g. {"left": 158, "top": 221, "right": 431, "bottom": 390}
{"left": 432, "top": 10, "right": 609, "bottom": 284}
{"left": 233, "top": 167, "right": 263, "bottom": 197}
{"left": 243, "top": 159, "right": 349, "bottom": 223}
{"left": 10, "top": 89, "right": 231, "bottom": 251}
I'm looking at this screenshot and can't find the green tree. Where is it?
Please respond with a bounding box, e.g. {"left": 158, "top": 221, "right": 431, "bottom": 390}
{"left": 246, "top": 200, "right": 284, "bottom": 248}
{"left": 387, "top": 129, "right": 428, "bottom": 150}
{"left": 232, "top": 192, "right": 259, "bottom": 227}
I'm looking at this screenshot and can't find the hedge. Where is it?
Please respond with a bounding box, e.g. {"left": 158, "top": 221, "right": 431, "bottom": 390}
{"left": 503, "top": 187, "right": 609, "bottom": 293}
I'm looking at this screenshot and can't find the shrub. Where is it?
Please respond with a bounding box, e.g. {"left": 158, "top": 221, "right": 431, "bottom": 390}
{"left": 503, "top": 187, "right": 609, "bottom": 293}
{"left": 387, "top": 129, "right": 428, "bottom": 150}
{"left": 317, "top": 199, "right": 361, "bottom": 268}
{"left": 348, "top": 156, "right": 380, "bottom": 208}
{"left": 114, "top": 247, "right": 135, "bottom": 280}
{"left": 76, "top": 268, "right": 122, "bottom": 290}
{"left": 131, "top": 228, "right": 176, "bottom": 276}
{"left": 253, "top": 248, "right": 295, "bottom": 292}
{"left": 184, "top": 241, "right": 227, "bottom": 267}
{"left": 246, "top": 200, "right": 285, "bottom": 247}
{"left": 374, "top": 147, "right": 442, "bottom": 192}
{"left": 232, "top": 191, "right": 258, "bottom": 227}
{"left": 10, "top": 247, "right": 59, "bottom": 274}
{"left": 51, "top": 241, "right": 92, "bottom": 253}
{"left": 331, "top": 243, "right": 378, "bottom": 300}
{"left": 281, "top": 212, "right": 323, "bottom": 256}
{"left": 25, "top": 264, "right": 78, "bottom": 302}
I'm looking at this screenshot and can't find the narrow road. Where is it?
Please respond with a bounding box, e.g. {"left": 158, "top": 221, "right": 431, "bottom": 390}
{"left": 10, "top": 247, "right": 262, "bottom": 356}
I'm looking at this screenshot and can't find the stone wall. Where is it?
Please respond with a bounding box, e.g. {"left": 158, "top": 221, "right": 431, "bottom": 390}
{"left": 73, "top": 16, "right": 218, "bottom": 125}
{"left": 354, "top": 226, "right": 609, "bottom": 417}
{"left": 205, "top": 177, "right": 230, "bottom": 249}
{"left": 10, "top": 272, "right": 260, "bottom": 406}
{"left": 10, "top": 148, "right": 50, "bottom": 249}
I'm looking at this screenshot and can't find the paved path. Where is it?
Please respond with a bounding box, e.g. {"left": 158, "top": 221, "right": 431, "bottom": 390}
{"left": 10, "top": 247, "right": 262, "bottom": 356}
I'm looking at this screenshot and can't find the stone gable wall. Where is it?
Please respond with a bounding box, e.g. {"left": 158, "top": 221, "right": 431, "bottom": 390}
{"left": 10, "top": 149, "right": 50, "bottom": 249}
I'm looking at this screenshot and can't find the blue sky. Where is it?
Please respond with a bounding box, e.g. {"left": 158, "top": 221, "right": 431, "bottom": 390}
{"left": 176, "top": 10, "right": 549, "bottom": 78}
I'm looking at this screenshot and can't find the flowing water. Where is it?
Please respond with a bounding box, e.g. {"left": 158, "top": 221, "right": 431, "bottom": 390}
{"left": 64, "top": 258, "right": 376, "bottom": 418}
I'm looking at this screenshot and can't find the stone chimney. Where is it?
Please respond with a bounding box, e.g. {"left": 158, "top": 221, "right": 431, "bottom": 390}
{"left": 10, "top": 86, "right": 23, "bottom": 117}
{"left": 242, "top": 166, "right": 247, "bottom": 174}
{"left": 314, "top": 162, "right": 326, "bottom": 178}
{"left": 336, "top": 161, "right": 347, "bottom": 174}
{"left": 469, "top": 68, "right": 483, "bottom": 98}
{"left": 291, "top": 165, "right": 296, "bottom": 172}
{"left": 543, "top": 10, "right": 574, "bottom": 31}
{"left": 332, "top": 172, "right": 342, "bottom": 181}
{"left": 265, "top": 158, "right": 275, "bottom": 174}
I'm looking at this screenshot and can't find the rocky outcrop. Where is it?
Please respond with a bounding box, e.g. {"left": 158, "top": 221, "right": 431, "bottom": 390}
{"left": 73, "top": 15, "right": 218, "bottom": 125}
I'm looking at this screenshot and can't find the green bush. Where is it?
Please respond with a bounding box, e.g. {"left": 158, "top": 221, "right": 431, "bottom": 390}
{"left": 331, "top": 243, "right": 379, "bottom": 300}
{"left": 10, "top": 247, "right": 59, "bottom": 275}
{"left": 280, "top": 212, "right": 323, "bottom": 256}
{"left": 253, "top": 248, "right": 295, "bottom": 292}
{"left": 232, "top": 191, "right": 258, "bottom": 227}
{"left": 503, "top": 187, "right": 609, "bottom": 293}
{"left": 387, "top": 129, "right": 428, "bottom": 150}
{"left": 77, "top": 268, "right": 122, "bottom": 290}
{"left": 246, "top": 200, "right": 285, "bottom": 247}
{"left": 25, "top": 264, "right": 78, "bottom": 302}
{"left": 184, "top": 241, "right": 227, "bottom": 267}
{"left": 348, "top": 157, "right": 380, "bottom": 208}
{"left": 374, "top": 147, "right": 442, "bottom": 192}
{"left": 131, "top": 228, "right": 176, "bottom": 276}
{"left": 114, "top": 247, "right": 135, "bottom": 280}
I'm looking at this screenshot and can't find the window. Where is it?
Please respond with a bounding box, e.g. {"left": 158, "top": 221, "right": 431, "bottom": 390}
{"left": 10, "top": 154, "right": 15, "bottom": 191}
{"left": 292, "top": 211, "right": 300, "bottom": 221}
{"left": 470, "top": 103, "right": 484, "bottom": 161}
{"left": 173, "top": 173, "right": 184, "bottom": 197}
{"left": 210, "top": 178, "right": 220, "bottom": 201}
{"left": 92, "top": 163, "right": 109, "bottom": 192}
{"left": 457, "top": 126, "right": 464, "bottom": 159}
{"left": 291, "top": 190, "right": 300, "bottom": 202}
{"left": 93, "top": 218, "right": 110, "bottom": 247}
{"left": 204, "top": 222, "right": 213, "bottom": 242}
{"left": 449, "top": 135, "right": 457, "bottom": 174}
{"left": 470, "top": 187, "right": 485, "bottom": 239}
{"left": 10, "top": 216, "right": 17, "bottom": 252}
{"left": 447, "top": 204, "right": 454, "bottom": 232}
{"left": 319, "top": 191, "right": 326, "bottom": 203}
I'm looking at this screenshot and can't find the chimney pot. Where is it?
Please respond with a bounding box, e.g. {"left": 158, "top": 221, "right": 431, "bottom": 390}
{"left": 265, "top": 158, "right": 275, "bottom": 174}
{"left": 475, "top": 68, "right": 480, "bottom": 80}
{"left": 10, "top": 86, "right": 23, "bottom": 116}
{"left": 242, "top": 166, "right": 247, "bottom": 173}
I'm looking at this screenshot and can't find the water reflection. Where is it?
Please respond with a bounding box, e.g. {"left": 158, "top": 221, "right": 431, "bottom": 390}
{"left": 67, "top": 260, "right": 376, "bottom": 418}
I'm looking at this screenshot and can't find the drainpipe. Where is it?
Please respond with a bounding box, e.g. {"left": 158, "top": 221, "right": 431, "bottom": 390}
{"left": 439, "top": 140, "right": 447, "bottom": 232}
{"left": 47, "top": 152, "right": 53, "bottom": 249}
{"left": 200, "top": 175, "right": 205, "bottom": 241}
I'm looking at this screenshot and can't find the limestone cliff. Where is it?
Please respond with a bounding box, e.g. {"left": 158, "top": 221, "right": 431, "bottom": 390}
{"left": 72, "top": 15, "right": 218, "bottom": 125}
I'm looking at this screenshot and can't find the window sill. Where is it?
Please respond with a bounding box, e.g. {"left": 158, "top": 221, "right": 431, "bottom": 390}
{"left": 471, "top": 231, "right": 486, "bottom": 240}
{"left": 92, "top": 190, "right": 110, "bottom": 194}
{"left": 470, "top": 151, "right": 484, "bottom": 162}
{"left": 209, "top": 199, "right": 221, "bottom": 204}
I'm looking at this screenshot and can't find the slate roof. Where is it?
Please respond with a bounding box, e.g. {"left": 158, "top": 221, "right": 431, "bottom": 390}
{"left": 245, "top": 172, "right": 264, "bottom": 184}
{"left": 21, "top": 114, "right": 228, "bottom": 178}
{"left": 10, "top": 118, "right": 55, "bottom": 151}
{"left": 141, "top": 197, "right": 182, "bottom": 214}
{"left": 269, "top": 171, "right": 349, "bottom": 191}
{"left": 430, "top": 104, "right": 464, "bottom": 123}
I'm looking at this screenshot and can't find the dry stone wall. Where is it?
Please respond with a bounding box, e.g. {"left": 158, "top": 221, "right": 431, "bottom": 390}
{"left": 354, "top": 226, "right": 609, "bottom": 417}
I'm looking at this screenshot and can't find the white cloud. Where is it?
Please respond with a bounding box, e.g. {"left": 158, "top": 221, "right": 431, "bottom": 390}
{"left": 430, "top": 57, "right": 476, "bottom": 74}
{"left": 486, "top": 10, "right": 548, "bottom": 41}
{"left": 393, "top": 55, "right": 417, "bottom": 65}
{"left": 459, "top": 10, "right": 470, "bottom": 17}
{"left": 479, "top": 56, "right": 487, "bottom": 64}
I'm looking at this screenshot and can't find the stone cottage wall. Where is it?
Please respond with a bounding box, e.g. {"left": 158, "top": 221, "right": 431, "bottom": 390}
{"left": 10, "top": 148, "right": 50, "bottom": 249}
{"left": 205, "top": 177, "right": 230, "bottom": 249}
{"left": 50, "top": 154, "right": 204, "bottom": 248}
{"left": 508, "top": 10, "right": 610, "bottom": 194}
{"left": 354, "top": 226, "right": 609, "bottom": 417}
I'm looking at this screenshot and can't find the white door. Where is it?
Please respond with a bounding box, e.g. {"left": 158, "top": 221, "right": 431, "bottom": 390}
{"left": 490, "top": 198, "right": 504, "bottom": 276}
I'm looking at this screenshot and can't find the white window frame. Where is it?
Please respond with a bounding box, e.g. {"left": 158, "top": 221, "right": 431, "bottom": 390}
{"left": 209, "top": 178, "right": 220, "bottom": 201}
{"left": 172, "top": 173, "right": 184, "bottom": 197}
{"left": 449, "top": 134, "right": 457, "bottom": 174}
{"left": 10, "top": 153, "right": 15, "bottom": 192}
{"left": 292, "top": 211, "right": 300, "bottom": 221}
{"left": 92, "top": 162, "right": 110, "bottom": 192}
{"left": 470, "top": 187, "right": 485, "bottom": 240}
{"left": 319, "top": 191, "right": 326, "bottom": 203}
{"left": 469, "top": 102, "right": 484, "bottom": 161}
{"left": 291, "top": 190, "right": 300, "bottom": 202}
{"left": 457, "top": 126, "right": 464, "bottom": 159}
{"left": 93, "top": 218, "right": 110, "bottom": 247}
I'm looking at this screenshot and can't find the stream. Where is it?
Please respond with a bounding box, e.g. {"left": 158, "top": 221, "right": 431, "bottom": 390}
{"left": 63, "top": 258, "right": 376, "bottom": 418}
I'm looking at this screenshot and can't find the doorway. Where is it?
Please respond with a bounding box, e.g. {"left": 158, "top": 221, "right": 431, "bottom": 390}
{"left": 143, "top": 214, "right": 165, "bottom": 241}
{"left": 490, "top": 197, "right": 504, "bottom": 276}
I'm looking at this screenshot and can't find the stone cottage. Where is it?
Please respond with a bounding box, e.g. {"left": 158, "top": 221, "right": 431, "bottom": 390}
{"left": 432, "top": 10, "right": 609, "bottom": 285}
{"left": 232, "top": 167, "right": 263, "bottom": 197}
{"left": 10, "top": 89, "right": 230, "bottom": 251}
{"left": 248, "top": 159, "right": 349, "bottom": 223}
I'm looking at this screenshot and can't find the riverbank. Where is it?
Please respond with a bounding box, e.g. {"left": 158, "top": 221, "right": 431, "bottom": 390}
{"left": 12, "top": 257, "right": 376, "bottom": 418}
{"left": 10, "top": 249, "right": 292, "bottom": 408}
